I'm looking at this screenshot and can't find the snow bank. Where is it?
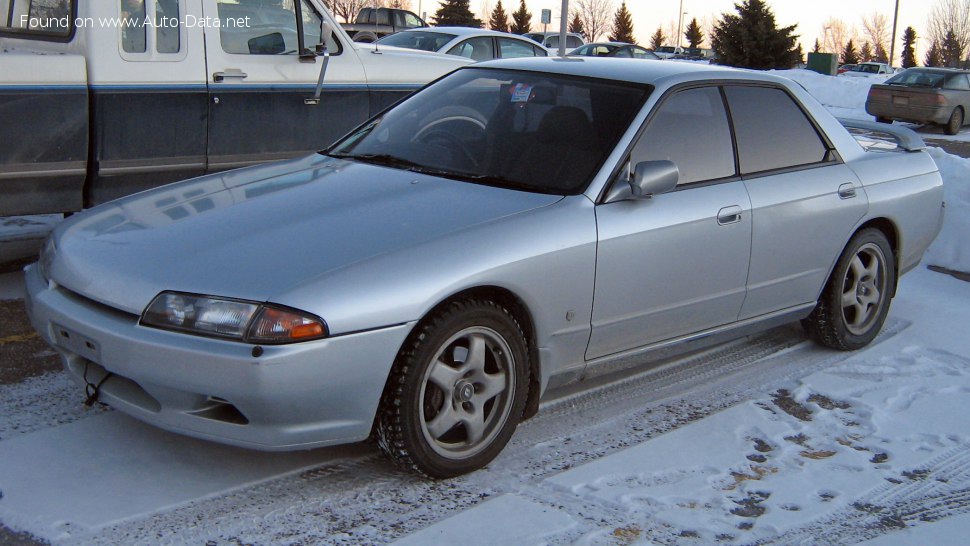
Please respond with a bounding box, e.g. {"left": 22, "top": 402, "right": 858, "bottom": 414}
{"left": 925, "top": 147, "right": 970, "bottom": 272}
{"left": 772, "top": 69, "right": 888, "bottom": 121}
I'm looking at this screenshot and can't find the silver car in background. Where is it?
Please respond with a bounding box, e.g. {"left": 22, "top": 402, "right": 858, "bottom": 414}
{"left": 26, "top": 59, "right": 944, "bottom": 478}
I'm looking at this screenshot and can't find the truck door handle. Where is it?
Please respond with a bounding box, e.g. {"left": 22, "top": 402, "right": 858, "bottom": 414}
{"left": 213, "top": 69, "right": 248, "bottom": 82}
{"left": 717, "top": 205, "right": 742, "bottom": 225}
{"left": 838, "top": 183, "right": 857, "bottom": 199}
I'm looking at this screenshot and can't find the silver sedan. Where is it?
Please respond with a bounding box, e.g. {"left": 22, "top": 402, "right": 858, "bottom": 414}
{"left": 26, "top": 58, "right": 945, "bottom": 478}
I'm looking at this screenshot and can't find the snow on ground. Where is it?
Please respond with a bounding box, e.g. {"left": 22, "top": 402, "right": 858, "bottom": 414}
{"left": 401, "top": 267, "right": 970, "bottom": 545}
{"left": 774, "top": 69, "right": 889, "bottom": 121}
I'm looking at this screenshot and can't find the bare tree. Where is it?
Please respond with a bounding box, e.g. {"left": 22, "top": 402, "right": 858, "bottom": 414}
{"left": 819, "top": 17, "right": 857, "bottom": 56}
{"left": 324, "top": 0, "right": 370, "bottom": 23}
{"left": 927, "top": 0, "right": 970, "bottom": 61}
{"left": 663, "top": 20, "right": 679, "bottom": 47}
{"left": 572, "top": 0, "right": 614, "bottom": 42}
{"left": 861, "top": 12, "right": 890, "bottom": 56}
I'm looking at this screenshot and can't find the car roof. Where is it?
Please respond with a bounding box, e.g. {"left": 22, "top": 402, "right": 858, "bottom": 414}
{"left": 582, "top": 42, "right": 637, "bottom": 47}
{"left": 472, "top": 56, "right": 757, "bottom": 86}
{"left": 411, "top": 27, "right": 535, "bottom": 38}
{"left": 899, "top": 67, "right": 970, "bottom": 75}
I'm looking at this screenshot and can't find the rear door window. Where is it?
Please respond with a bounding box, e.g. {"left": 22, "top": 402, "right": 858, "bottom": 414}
{"left": 498, "top": 37, "right": 538, "bottom": 59}
{"left": 448, "top": 36, "right": 494, "bottom": 61}
{"left": 724, "top": 85, "right": 831, "bottom": 175}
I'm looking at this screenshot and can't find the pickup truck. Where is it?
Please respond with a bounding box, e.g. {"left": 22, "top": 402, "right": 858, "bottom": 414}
{"left": 0, "top": 0, "right": 469, "bottom": 216}
{"left": 341, "top": 7, "right": 426, "bottom": 43}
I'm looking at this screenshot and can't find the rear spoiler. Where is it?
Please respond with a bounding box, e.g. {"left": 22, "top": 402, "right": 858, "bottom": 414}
{"left": 838, "top": 118, "right": 926, "bottom": 152}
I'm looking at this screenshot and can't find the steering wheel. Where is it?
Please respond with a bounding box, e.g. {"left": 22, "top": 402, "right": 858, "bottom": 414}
{"left": 415, "top": 127, "right": 481, "bottom": 168}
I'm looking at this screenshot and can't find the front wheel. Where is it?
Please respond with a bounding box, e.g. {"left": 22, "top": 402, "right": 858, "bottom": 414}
{"left": 376, "top": 299, "right": 529, "bottom": 478}
{"left": 803, "top": 229, "right": 895, "bottom": 351}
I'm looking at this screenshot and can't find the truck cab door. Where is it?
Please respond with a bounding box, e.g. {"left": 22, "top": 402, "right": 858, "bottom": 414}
{"left": 201, "top": 0, "right": 369, "bottom": 172}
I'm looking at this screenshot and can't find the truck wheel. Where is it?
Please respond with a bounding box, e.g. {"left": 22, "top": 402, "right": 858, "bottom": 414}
{"left": 945, "top": 108, "right": 964, "bottom": 135}
{"left": 376, "top": 299, "right": 529, "bottom": 478}
{"left": 353, "top": 33, "right": 377, "bottom": 43}
{"left": 802, "top": 229, "right": 895, "bottom": 351}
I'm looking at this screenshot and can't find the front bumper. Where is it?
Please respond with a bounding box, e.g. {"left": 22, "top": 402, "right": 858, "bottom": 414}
{"left": 24, "top": 264, "right": 413, "bottom": 451}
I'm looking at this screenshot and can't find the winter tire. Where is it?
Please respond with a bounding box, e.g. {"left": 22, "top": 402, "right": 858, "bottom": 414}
{"left": 945, "top": 107, "right": 964, "bottom": 136}
{"left": 803, "top": 228, "right": 895, "bottom": 351}
{"left": 376, "top": 299, "right": 529, "bottom": 478}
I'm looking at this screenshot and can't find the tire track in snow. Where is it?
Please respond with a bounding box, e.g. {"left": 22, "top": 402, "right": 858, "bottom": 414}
{"left": 78, "top": 321, "right": 910, "bottom": 545}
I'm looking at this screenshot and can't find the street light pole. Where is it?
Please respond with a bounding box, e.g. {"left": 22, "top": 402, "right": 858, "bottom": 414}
{"left": 889, "top": 0, "right": 900, "bottom": 65}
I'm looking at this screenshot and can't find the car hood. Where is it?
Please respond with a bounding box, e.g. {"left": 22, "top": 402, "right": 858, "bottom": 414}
{"left": 51, "top": 154, "right": 562, "bottom": 315}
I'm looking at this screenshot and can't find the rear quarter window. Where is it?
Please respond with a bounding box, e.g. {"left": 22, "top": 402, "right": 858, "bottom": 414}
{"left": 1, "top": 0, "right": 75, "bottom": 40}
{"left": 724, "top": 85, "right": 830, "bottom": 175}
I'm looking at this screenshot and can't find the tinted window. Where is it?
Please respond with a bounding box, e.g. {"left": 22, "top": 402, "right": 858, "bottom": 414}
{"left": 404, "top": 12, "right": 422, "bottom": 28}
{"left": 1, "top": 0, "right": 73, "bottom": 38}
{"left": 632, "top": 87, "right": 735, "bottom": 185}
{"left": 886, "top": 69, "right": 946, "bottom": 88}
{"left": 724, "top": 86, "right": 829, "bottom": 175}
{"left": 499, "top": 37, "right": 537, "bottom": 58}
{"left": 448, "top": 36, "right": 494, "bottom": 61}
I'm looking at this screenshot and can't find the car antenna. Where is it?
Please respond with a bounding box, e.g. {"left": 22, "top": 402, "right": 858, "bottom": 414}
{"left": 373, "top": 1, "right": 381, "bottom": 54}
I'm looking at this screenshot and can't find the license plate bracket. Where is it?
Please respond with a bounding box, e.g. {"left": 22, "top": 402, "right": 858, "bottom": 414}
{"left": 52, "top": 323, "right": 102, "bottom": 363}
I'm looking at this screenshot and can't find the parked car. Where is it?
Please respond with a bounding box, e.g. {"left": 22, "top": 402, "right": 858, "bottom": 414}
{"left": 841, "top": 61, "right": 895, "bottom": 78}
{"left": 522, "top": 31, "right": 585, "bottom": 51}
{"left": 27, "top": 58, "right": 944, "bottom": 478}
{"left": 866, "top": 67, "right": 970, "bottom": 135}
{"left": 653, "top": 45, "right": 685, "bottom": 59}
{"left": 341, "top": 7, "right": 427, "bottom": 43}
{"left": 569, "top": 42, "right": 659, "bottom": 59}
{"left": 0, "top": 0, "right": 469, "bottom": 217}
{"left": 375, "top": 27, "right": 549, "bottom": 61}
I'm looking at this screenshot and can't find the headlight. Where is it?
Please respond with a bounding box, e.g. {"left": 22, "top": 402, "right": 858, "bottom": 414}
{"left": 141, "top": 292, "right": 327, "bottom": 344}
{"left": 38, "top": 235, "right": 56, "bottom": 282}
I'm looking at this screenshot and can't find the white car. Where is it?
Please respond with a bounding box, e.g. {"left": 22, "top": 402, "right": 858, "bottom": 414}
{"left": 375, "top": 27, "right": 550, "bottom": 61}
{"left": 841, "top": 62, "right": 896, "bottom": 78}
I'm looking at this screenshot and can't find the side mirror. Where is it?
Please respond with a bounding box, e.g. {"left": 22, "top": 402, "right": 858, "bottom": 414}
{"left": 604, "top": 160, "right": 679, "bottom": 203}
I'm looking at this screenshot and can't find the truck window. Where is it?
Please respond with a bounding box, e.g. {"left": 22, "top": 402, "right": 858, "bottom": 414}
{"left": 119, "top": 0, "right": 183, "bottom": 59}
{"left": 217, "top": 0, "right": 335, "bottom": 56}
{"left": 1, "top": 0, "right": 75, "bottom": 39}
{"left": 403, "top": 12, "right": 422, "bottom": 28}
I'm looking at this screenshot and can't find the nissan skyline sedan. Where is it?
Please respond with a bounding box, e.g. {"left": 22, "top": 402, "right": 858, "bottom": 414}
{"left": 26, "top": 58, "right": 944, "bottom": 478}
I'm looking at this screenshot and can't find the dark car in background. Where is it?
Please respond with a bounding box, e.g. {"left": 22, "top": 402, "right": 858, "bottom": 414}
{"left": 866, "top": 67, "right": 970, "bottom": 135}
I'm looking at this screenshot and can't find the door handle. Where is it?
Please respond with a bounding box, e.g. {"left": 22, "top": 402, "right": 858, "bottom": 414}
{"left": 213, "top": 69, "right": 248, "bottom": 82}
{"left": 838, "top": 183, "right": 857, "bottom": 199}
{"left": 717, "top": 205, "right": 742, "bottom": 225}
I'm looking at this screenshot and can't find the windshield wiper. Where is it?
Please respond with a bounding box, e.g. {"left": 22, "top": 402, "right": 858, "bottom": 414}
{"left": 465, "top": 174, "right": 555, "bottom": 194}
{"left": 329, "top": 153, "right": 464, "bottom": 178}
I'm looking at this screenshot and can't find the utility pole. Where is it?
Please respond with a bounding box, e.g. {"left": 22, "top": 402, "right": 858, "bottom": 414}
{"left": 558, "top": 0, "right": 569, "bottom": 56}
{"left": 889, "top": 0, "right": 900, "bottom": 66}
{"left": 676, "top": 0, "right": 685, "bottom": 48}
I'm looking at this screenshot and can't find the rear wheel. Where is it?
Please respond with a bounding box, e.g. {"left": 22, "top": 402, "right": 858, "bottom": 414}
{"left": 803, "top": 229, "right": 895, "bottom": 351}
{"left": 945, "top": 107, "right": 964, "bottom": 135}
{"left": 376, "top": 299, "right": 529, "bottom": 478}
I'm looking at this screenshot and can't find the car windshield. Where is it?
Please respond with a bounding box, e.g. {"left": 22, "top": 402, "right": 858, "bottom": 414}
{"left": 376, "top": 30, "right": 456, "bottom": 51}
{"left": 886, "top": 69, "right": 946, "bottom": 88}
{"left": 327, "top": 67, "right": 650, "bottom": 195}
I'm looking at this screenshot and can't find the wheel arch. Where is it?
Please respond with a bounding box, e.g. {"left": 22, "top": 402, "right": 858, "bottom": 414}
{"left": 375, "top": 284, "right": 543, "bottom": 437}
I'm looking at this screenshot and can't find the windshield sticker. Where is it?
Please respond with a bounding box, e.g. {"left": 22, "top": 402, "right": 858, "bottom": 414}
{"left": 511, "top": 83, "right": 534, "bottom": 103}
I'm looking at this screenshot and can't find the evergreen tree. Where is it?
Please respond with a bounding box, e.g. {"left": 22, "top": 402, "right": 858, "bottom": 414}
{"left": 812, "top": 38, "right": 821, "bottom": 53}
{"left": 710, "top": 0, "right": 800, "bottom": 69}
{"left": 901, "top": 27, "right": 918, "bottom": 68}
{"left": 509, "top": 0, "right": 531, "bottom": 35}
{"left": 924, "top": 40, "right": 943, "bottom": 67}
{"left": 608, "top": 2, "right": 635, "bottom": 44}
{"left": 432, "top": 0, "right": 482, "bottom": 28}
{"left": 842, "top": 39, "right": 859, "bottom": 64}
{"left": 568, "top": 12, "right": 585, "bottom": 39}
{"left": 650, "top": 27, "right": 666, "bottom": 50}
{"left": 942, "top": 29, "right": 962, "bottom": 67}
{"left": 795, "top": 43, "right": 804, "bottom": 64}
{"left": 860, "top": 42, "right": 873, "bottom": 62}
{"left": 684, "top": 18, "right": 704, "bottom": 48}
{"left": 488, "top": 0, "right": 509, "bottom": 32}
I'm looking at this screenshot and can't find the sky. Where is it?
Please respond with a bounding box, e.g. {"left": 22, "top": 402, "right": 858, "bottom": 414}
{"left": 421, "top": 0, "right": 938, "bottom": 63}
